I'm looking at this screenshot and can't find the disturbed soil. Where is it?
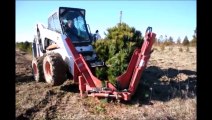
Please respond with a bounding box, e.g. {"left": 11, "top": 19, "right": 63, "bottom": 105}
{"left": 16, "top": 45, "right": 196, "bottom": 120}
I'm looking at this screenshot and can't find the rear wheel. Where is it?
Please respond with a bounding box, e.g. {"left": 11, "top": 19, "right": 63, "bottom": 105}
{"left": 43, "top": 53, "right": 67, "bottom": 86}
{"left": 32, "top": 56, "right": 45, "bottom": 82}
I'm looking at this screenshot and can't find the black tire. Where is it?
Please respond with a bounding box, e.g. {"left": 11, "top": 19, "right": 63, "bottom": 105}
{"left": 43, "top": 53, "right": 67, "bottom": 86}
{"left": 32, "top": 56, "right": 45, "bottom": 82}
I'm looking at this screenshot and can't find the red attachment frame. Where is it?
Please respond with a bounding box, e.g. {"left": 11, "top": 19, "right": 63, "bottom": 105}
{"left": 65, "top": 27, "right": 156, "bottom": 101}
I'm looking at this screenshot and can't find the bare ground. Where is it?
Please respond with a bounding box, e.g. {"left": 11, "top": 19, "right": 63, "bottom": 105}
{"left": 16, "top": 45, "right": 196, "bottom": 120}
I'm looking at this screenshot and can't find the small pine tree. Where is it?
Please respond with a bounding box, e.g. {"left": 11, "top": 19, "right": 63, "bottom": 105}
{"left": 182, "top": 36, "right": 189, "bottom": 46}
{"left": 177, "top": 37, "right": 181, "bottom": 45}
{"left": 168, "top": 36, "right": 174, "bottom": 45}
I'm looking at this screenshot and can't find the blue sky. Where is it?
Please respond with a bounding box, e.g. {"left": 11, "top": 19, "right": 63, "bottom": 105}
{"left": 16, "top": 1, "right": 196, "bottom": 42}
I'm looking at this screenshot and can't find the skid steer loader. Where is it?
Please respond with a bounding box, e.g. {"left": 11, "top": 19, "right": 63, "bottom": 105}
{"left": 32, "top": 7, "right": 156, "bottom": 101}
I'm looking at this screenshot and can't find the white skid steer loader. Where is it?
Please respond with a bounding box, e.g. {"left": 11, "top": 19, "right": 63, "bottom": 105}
{"left": 32, "top": 7, "right": 104, "bottom": 86}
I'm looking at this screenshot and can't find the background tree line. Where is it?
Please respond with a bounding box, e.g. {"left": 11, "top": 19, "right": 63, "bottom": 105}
{"left": 155, "top": 28, "right": 196, "bottom": 46}
{"left": 16, "top": 41, "right": 32, "bottom": 53}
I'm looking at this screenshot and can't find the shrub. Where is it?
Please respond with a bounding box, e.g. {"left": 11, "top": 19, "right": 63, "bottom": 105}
{"left": 179, "top": 47, "right": 183, "bottom": 52}
{"left": 186, "top": 46, "right": 190, "bottom": 52}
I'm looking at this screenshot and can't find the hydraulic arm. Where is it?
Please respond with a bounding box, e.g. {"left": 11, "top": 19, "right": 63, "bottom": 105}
{"left": 64, "top": 27, "right": 156, "bottom": 101}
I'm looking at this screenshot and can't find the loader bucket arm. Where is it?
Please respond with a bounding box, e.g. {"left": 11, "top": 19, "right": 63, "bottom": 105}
{"left": 117, "top": 27, "right": 156, "bottom": 95}
{"left": 116, "top": 49, "right": 140, "bottom": 90}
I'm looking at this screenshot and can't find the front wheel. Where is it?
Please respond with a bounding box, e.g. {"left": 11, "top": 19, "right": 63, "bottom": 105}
{"left": 43, "top": 53, "right": 67, "bottom": 86}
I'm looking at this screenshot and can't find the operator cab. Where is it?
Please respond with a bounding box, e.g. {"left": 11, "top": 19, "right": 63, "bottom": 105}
{"left": 58, "top": 7, "right": 104, "bottom": 68}
{"left": 59, "top": 7, "right": 92, "bottom": 46}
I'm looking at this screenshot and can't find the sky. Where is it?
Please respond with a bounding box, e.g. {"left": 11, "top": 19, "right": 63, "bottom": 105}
{"left": 16, "top": 0, "right": 196, "bottom": 42}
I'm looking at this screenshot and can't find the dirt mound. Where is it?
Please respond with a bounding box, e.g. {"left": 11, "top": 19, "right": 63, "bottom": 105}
{"left": 16, "top": 49, "right": 33, "bottom": 82}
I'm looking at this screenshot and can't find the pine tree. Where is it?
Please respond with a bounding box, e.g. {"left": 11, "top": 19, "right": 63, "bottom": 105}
{"left": 182, "top": 36, "right": 189, "bottom": 46}
{"left": 93, "top": 22, "right": 143, "bottom": 84}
